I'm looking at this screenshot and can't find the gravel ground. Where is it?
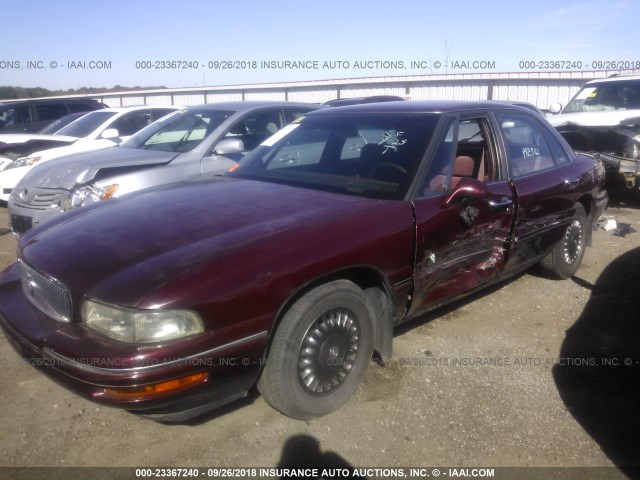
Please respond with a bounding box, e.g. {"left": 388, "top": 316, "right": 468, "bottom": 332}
{"left": 0, "top": 199, "right": 638, "bottom": 478}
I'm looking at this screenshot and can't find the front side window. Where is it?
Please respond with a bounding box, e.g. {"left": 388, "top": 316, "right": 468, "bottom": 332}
{"left": 497, "top": 113, "right": 556, "bottom": 177}
{"left": 421, "top": 117, "right": 497, "bottom": 196}
{"left": 221, "top": 109, "right": 284, "bottom": 151}
{"left": 285, "top": 108, "right": 315, "bottom": 123}
{"left": 0, "top": 105, "right": 31, "bottom": 129}
{"left": 230, "top": 113, "right": 438, "bottom": 200}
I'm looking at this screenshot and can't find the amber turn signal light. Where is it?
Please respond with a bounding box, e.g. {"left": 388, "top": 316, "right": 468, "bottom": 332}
{"left": 102, "top": 372, "right": 208, "bottom": 400}
{"left": 100, "top": 184, "right": 119, "bottom": 201}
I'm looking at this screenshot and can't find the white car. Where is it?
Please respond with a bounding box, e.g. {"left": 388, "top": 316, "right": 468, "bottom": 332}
{"left": 0, "top": 106, "right": 178, "bottom": 202}
{"left": 0, "top": 112, "right": 89, "bottom": 171}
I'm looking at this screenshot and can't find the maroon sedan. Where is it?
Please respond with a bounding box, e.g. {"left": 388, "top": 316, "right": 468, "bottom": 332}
{"left": 0, "top": 101, "right": 607, "bottom": 421}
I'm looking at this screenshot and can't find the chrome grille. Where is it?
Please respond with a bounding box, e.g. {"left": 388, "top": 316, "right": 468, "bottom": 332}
{"left": 19, "top": 260, "right": 72, "bottom": 322}
{"left": 12, "top": 190, "right": 64, "bottom": 211}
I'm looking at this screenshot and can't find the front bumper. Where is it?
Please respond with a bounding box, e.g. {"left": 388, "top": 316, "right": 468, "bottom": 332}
{"left": 0, "top": 165, "right": 31, "bottom": 204}
{"left": 598, "top": 152, "right": 640, "bottom": 191}
{"left": 0, "top": 264, "right": 266, "bottom": 422}
{"left": 8, "top": 197, "right": 66, "bottom": 235}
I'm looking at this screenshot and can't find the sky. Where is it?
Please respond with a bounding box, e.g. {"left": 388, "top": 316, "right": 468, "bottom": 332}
{"left": 2, "top": 0, "right": 640, "bottom": 91}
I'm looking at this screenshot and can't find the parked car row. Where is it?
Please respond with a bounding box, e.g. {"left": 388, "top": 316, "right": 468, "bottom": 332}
{"left": 0, "top": 106, "right": 178, "bottom": 203}
{"left": 0, "top": 100, "right": 607, "bottom": 422}
{"left": 7, "top": 101, "right": 318, "bottom": 232}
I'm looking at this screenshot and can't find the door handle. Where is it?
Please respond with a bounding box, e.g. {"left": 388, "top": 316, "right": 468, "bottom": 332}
{"left": 489, "top": 197, "right": 513, "bottom": 211}
{"left": 564, "top": 177, "right": 581, "bottom": 187}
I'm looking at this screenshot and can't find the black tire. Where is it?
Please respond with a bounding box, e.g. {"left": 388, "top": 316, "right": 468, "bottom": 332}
{"left": 258, "top": 280, "right": 375, "bottom": 419}
{"left": 540, "top": 203, "right": 588, "bottom": 279}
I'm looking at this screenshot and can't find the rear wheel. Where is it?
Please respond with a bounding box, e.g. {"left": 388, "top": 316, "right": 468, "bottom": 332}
{"left": 540, "top": 203, "right": 587, "bottom": 279}
{"left": 258, "top": 280, "right": 374, "bottom": 419}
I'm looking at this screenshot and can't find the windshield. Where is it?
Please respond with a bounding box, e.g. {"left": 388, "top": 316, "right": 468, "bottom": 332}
{"left": 38, "top": 112, "right": 87, "bottom": 134}
{"left": 56, "top": 111, "right": 117, "bottom": 138}
{"left": 122, "top": 109, "right": 233, "bottom": 152}
{"left": 564, "top": 80, "right": 640, "bottom": 113}
{"left": 229, "top": 113, "right": 438, "bottom": 200}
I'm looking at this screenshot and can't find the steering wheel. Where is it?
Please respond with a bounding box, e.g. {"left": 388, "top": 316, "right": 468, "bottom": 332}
{"left": 369, "top": 162, "right": 407, "bottom": 181}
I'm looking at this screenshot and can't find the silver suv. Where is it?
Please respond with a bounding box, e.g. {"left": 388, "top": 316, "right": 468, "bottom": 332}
{"left": 9, "top": 101, "right": 318, "bottom": 234}
{"left": 548, "top": 75, "right": 640, "bottom": 191}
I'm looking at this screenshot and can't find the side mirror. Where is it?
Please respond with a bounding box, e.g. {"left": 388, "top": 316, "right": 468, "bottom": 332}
{"left": 548, "top": 103, "right": 563, "bottom": 114}
{"left": 214, "top": 138, "right": 245, "bottom": 155}
{"left": 101, "top": 128, "right": 120, "bottom": 139}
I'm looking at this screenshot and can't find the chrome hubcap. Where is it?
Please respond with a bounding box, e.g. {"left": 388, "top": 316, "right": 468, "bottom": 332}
{"left": 298, "top": 308, "right": 359, "bottom": 394}
{"left": 563, "top": 218, "right": 583, "bottom": 264}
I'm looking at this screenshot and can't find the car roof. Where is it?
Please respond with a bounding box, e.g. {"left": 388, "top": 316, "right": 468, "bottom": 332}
{"left": 309, "top": 100, "right": 533, "bottom": 115}
{"left": 323, "top": 95, "right": 405, "bottom": 106}
{"left": 187, "top": 101, "right": 320, "bottom": 112}
{"left": 96, "top": 105, "right": 179, "bottom": 113}
{"left": 0, "top": 98, "right": 102, "bottom": 106}
{"left": 584, "top": 75, "right": 640, "bottom": 85}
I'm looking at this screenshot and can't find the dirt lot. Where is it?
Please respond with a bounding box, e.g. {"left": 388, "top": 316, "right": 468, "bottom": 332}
{"left": 0, "top": 199, "right": 638, "bottom": 478}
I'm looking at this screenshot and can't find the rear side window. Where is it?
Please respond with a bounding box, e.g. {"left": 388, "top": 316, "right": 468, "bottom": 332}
{"left": 68, "top": 103, "right": 99, "bottom": 113}
{"left": 496, "top": 113, "right": 556, "bottom": 177}
{"left": 36, "top": 103, "right": 68, "bottom": 122}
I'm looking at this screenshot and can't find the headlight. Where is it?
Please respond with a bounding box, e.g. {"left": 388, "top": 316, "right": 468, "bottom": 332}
{"left": 66, "top": 183, "right": 119, "bottom": 210}
{"left": 6, "top": 156, "right": 41, "bottom": 169}
{"left": 82, "top": 300, "right": 204, "bottom": 343}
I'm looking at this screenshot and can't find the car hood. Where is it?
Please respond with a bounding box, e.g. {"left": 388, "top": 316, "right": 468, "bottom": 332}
{"left": 29, "top": 139, "right": 120, "bottom": 163}
{"left": 19, "top": 178, "right": 394, "bottom": 308}
{"left": 549, "top": 110, "right": 640, "bottom": 128}
{"left": 20, "top": 147, "right": 179, "bottom": 190}
{"left": 0, "top": 133, "right": 78, "bottom": 145}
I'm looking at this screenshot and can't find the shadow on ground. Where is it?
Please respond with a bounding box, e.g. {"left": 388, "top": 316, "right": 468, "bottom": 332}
{"left": 277, "top": 434, "right": 362, "bottom": 479}
{"left": 554, "top": 248, "right": 640, "bottom": 479}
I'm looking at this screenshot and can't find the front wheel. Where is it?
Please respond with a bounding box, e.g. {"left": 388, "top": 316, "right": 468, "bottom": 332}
{"left": 258, "top": 280, "right": 375, "bottom": 419}
{"left": 540, "top": 203, "right": 588, "bottom": 279}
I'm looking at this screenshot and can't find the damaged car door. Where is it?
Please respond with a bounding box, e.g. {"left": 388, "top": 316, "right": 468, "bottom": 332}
{"left": 410, "top": 115, "right": 515, "bottom": 313}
